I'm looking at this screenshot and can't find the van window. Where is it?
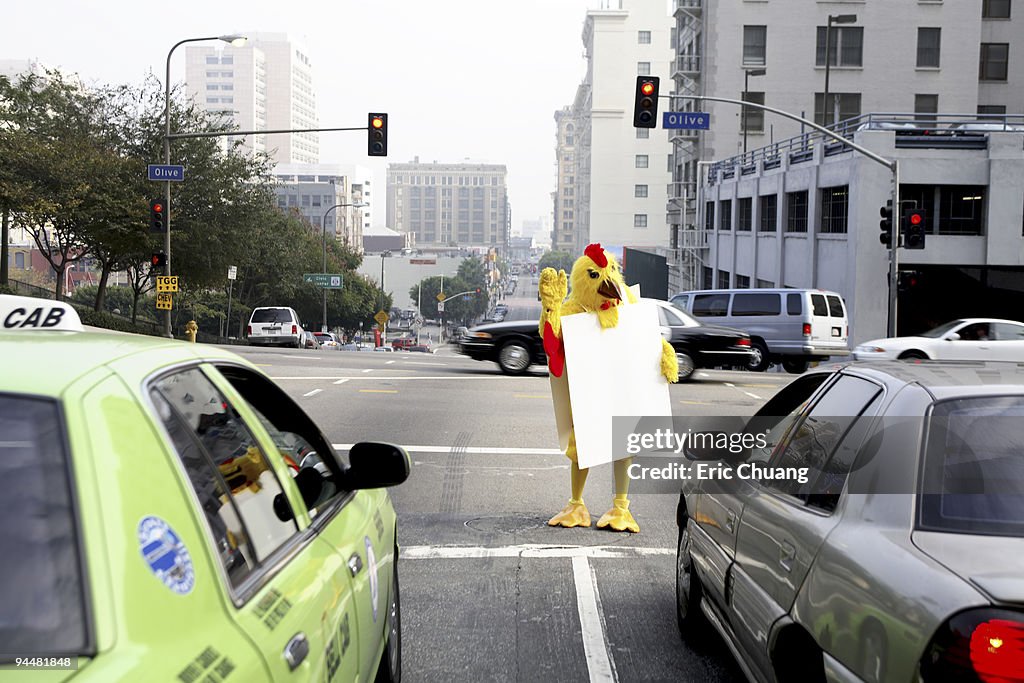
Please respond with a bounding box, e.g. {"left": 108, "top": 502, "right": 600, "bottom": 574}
{"left": 251, "top": 308, "right": 294, "bottom": 324}
{"left": 693, "top": 293, "right": 730, "bottom": 317}
{"left": 670, "top": 295, "right": 689, "bottom": 312}
{"left": 826, "top": 295, "right": 845, "bottom": 318}
{"left": 787, "top": 293, "right": 802, "bottom": 315}
{"left": 810, "top": 294, "right": 828, "bottom": 316}
{"left": 732, "top": 293, "right": 781, "bottom": 316}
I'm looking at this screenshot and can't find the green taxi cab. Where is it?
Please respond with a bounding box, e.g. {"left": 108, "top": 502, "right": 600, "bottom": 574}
{"left": 0, "top": 295, "right": 409, "bottom": 681}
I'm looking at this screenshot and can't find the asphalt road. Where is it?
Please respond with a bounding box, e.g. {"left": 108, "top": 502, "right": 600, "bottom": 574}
{"left": 227, "top": 284, "right": 794, "bottom": 683}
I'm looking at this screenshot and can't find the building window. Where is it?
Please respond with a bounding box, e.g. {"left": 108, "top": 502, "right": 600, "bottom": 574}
{"left": 735, "top": 274, "right": 751, "bottom": 289}
{"left": 980, "top": 43, "right": 1009, "bottom": 80}
{"left": 638, "top": 31, "right": 651, "bottom": 44}
{"left": 635, "top": 184, "right": 648, "bottom": 198}
{"left": 741, "top": 92, "right": 765, "bottom": 132}
{"left": 757, "top": 278, "right": 774, "bottom": 288}
{"left": 820, "top": 186, "right": 849, "bottom": 234}
{"left": 915, "top": 94, "right": 939, "bottom": 123}
{"left": 743, "top": 26, "right": 767, "bottom": 66}
{"left": 978, "top": 104, "right": 1007, "bottom": 118}
{"left": 814, "top": 92, "right": 861, "bottom": 126}
{"left": 636, "top": 128, "right": 650, "bottom": 139}
{"left": 719, "top": 200, "right": 732, "bottom": 231}
{"left": 901, "top": 184, "right": 986, "bottom": 235}
{"left": 704, "top": 201, "right": 714, "bottom": 231}
{"left": 738, "top": 198, "right": 753, "bottom": 231}
{"left": 635, "top": 155, "right": 649, "bottom": 168}
{"left": 759, "top": 194, "right": 777, "bottom": 232}
{"left": 718, "top": 271, "right": 731, "bottom": 289}
{"left": 983, "top": 0, "right": 1011, "bottom": 18}
{"left": 637, "top": 62, "right": 651, "bottom": 75}
{"left": 786, "top": 191, "right": 808, "bottom": 233}
{"left": 917, "top": 28, "right": 942, "bottom": 67}
{"left": 634, "top": 214, "right": 648, "bottom": 228}
{"left": 816, "top": 26, "right": 864, "bottom": 67}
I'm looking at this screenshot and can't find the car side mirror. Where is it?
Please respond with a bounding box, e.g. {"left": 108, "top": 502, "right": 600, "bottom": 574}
{"left": 945, "top": 333, "right": 960, "bottom": 341}
{"left": 341, "top": 442, "right": 411, "bottom": 489}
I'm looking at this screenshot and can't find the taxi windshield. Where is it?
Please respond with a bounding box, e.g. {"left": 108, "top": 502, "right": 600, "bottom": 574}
{"left": 0, "top": 394, "right": 90, "bottom": 658}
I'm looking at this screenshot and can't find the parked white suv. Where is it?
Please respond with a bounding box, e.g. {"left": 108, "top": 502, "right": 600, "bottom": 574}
{"left": 670, "top": 288, "right": 849, "bottom": 373}
{"left": 246, "top": 307, "right": 305, "bottom": 348}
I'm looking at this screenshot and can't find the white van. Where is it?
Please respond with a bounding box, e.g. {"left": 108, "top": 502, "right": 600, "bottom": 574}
{"left": 246, "top": 306, "right": 305, "bottom": 348}
{"left": 669, "top": 288, "right": 849, "bottom": 373}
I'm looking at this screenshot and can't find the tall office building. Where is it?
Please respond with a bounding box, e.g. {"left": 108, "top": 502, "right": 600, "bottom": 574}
{"left": 386, "top": 160, "right": 510, "bottom": 251}
{"left": 667, "top": 0, "right": 1024, "bottom": 292}
{"left": 273, "top": 164, "right": 365, "bottom": 252}
{"left": 551, "top": 106, "right": 578, "bottom": 252}
{"left": 559, "top": 0, "right": 675, "bottom": 253}
{"left": 185, "top": 32, "right": 319, "bottom": 165}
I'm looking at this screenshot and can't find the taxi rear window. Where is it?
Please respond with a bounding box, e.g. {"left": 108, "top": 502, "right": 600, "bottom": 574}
{"left": 0, "top": 394, "right": 90, "bottom": 658}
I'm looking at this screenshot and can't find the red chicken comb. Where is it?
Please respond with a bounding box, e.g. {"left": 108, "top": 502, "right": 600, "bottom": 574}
{"left": 584, "top": 243, "right": 608, "bottom": 268}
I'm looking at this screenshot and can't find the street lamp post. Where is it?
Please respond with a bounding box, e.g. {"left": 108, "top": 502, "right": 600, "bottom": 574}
{"left": 742, "top": 68, "right": 766, "bottom": 154}
{"left": 163, "top": 33, "right": 247, "bottom": 338}
{"left": 320, "top": 201, "right": 366, "bottom": 332}
{"left": 822, "top": 14, "right": 857, "bottom": 129}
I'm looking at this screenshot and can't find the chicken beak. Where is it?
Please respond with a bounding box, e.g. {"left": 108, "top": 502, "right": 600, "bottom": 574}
{"left": 597, "top": 279, "right": 620, "bottom": 301}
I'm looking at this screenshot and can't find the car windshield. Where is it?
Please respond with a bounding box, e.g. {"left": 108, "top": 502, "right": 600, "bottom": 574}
{"left": 0, "top": 394, "right": 90, "bottom": 657}
{"left": 917, "top": 320, "right": 967, "bottom": 338}
{"left": 918, "top": 396, "right": 1024, "bottom": 537}
{"left": 251, "top": 308, "right": 292, "bottom": 323}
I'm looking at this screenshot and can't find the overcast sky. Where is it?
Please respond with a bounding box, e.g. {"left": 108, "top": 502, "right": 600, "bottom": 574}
{"left": 3, "top": 0, "right": 603, "bottom": 234}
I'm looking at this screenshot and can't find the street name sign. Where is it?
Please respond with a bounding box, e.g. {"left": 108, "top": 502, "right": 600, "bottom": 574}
{"left": 148, "top": 164, "right": 185, "bottom": 182}
{"left": 304, "top": 273, "right": 344, "bottom": 289}
{"left": 662, "top": 112, "right": 710, "bottom": 130}
{"left": 156, "top": 276, "right": 179, "bottom": 293}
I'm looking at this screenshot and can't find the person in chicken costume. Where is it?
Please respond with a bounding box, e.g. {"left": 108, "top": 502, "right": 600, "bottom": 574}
{"left": 539, "top": 243, "right": 678, "bottom": 533}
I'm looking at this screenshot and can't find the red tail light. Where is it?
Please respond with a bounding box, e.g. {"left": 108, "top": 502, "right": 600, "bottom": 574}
{"left": 737, "top": 338, "right": 751, "bottom": 347}
{"left": 802, "top": 323, "right": 812, "bottom": 337}
{"left": 921, "top": 609, "right": 1024, "bottom": 683}
{"left": 246, "top": 325, "right": 251, "bottom": 336}
{"left": 292, "top": 324, "right": 297, "bottom": 334}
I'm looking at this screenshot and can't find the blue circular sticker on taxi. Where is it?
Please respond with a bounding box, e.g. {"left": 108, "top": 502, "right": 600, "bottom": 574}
{"left": 138, "top": 516, "right": 195, "bottom": 595}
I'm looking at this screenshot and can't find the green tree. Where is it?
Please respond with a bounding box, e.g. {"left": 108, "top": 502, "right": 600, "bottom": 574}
{"left": 538, "top": 249, "right": 577, "bottom": 274}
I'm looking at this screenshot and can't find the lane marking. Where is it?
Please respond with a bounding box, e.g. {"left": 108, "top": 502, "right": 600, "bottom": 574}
{"left": 359, "top": 389, "right": 398, "bottom": 394}
{"left": 271, "top": 375, "right": 507, "bottom": 381}
{"left": 407, "top": 361, "right": 447, "bottom": 366}
{"left": 742, "top": 390, "right": 762, "bottom": 399}
{"left": 255, "top": 364, "right": 272, "bottom": 367}
{"left": 679, "top": 400, "right": 709, "bottom": 405}
{"left": 302, "top": 389, "right": 323, "bottom": 397}
{"left": 401, "top": 544, "right": 673, "bottom": 559}
{"left": 332, "top": 444, "right": 562, "bottom": 455}
{"left": 386, "top": 360, "right": 396, "bottom": 365}
{"left": 573, "top": 556, "right": 619, "bottom": 682}
{"left": 333, "top": 379, "right": 350, "bottom": 385}
{"left": 283, "top": 355, "right": 319, "bottom": 359}
{"left": 362, "top": 368, "right": 373, "bottom": 373}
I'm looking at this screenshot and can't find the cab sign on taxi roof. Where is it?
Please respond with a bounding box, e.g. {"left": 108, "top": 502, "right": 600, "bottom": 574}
{"left": 0, "top": 294, "right": 84, "bottom": 331}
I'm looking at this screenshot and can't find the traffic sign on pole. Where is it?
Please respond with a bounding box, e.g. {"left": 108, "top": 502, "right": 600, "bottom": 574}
{"left": 374, "top": 310, "right": 389, "bottom": 327}
{"left": 156, "top": 276, "right": 179, "bottom": 293}
{"left": 303, "top": 273, "right": 344, "bottom": 289}
{"left": 437, "top": 301, "right": 445, "bottom": 313}
{"left": 147, "top": 164, "right": 185, "bottom": 182}
{"left": 662, "top": 112, "right": 710, "bottom": 129}
{"left": 228, "top": 265, "right": 237, "bottom": 280}
{"left": 156, "top": 293, "right": 173, "bottom": 310}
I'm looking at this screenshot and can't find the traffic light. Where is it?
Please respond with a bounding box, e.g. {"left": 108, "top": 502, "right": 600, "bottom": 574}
{"left": 151, "top": 252, "right": 167, "bottom": 269}
{"left": 368, "top": 113, "right": 388, "bottom": 156}
{"left": 879, "top": 200, "right": 894, "bottom": 248}
{"left": 150, "top": 198, "right": 166, "bottom": 234}
{"left": 902, "top": 204, "right": 927, "bottom": 250}
{"left": 633, "top": 76, "right": 660, "bottom": 128}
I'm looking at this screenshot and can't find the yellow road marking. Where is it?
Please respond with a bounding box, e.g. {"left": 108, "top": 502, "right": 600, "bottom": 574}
{"left": 255, "top": 364, "right": 272, "bottom": 367}
{"left": 679, "top": 400, "right": 709, "bottom": 405}
{"left": 737, "top": 383, "right": 778, "bottom": 388}
{"left": 359, "top": 389, "right": 398, "bottom": 394}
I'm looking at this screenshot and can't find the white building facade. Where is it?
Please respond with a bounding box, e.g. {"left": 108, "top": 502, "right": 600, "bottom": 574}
{"left": 185, "top": 32, "right": 319, "bottom": 165}
{"left": 273, "top": 164, "right": 365, "bottom": 252}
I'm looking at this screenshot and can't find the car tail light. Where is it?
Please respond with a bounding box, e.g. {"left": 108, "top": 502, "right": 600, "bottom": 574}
{"left": 292, "top": 324, "right": 297, "bottom": 334}
{"left": 921, "top": 609, "right": 1024, "bottom": 683}
{"left": 246, "top": 325, "right": 251, "bottom": 336}
{"left": 802, "top": 323, "right": 812, "bottom": 337}
{"left": 737, "top": 338, "right": 751, "bottom": 347}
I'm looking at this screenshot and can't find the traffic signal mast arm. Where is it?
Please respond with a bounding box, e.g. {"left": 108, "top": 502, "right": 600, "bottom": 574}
{"left": 166, "top": 125, "right": 368, "bottom": 139}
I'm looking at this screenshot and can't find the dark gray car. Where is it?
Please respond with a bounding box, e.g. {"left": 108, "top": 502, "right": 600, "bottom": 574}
{"left": 676, "top": 360, "right": 1024, "bottom": 683}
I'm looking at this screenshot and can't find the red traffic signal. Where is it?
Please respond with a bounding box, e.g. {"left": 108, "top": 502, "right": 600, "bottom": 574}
{"left": 902, "top": 204, "right": 927, "bottom": 250}
{"left": 150, "top": 198, "right": 166, "bottom": 234}
{"left": 633, "top": 76, "right": 660, "bottom": 128}
{"left": 368, "top": 113, "right": 388, "bottom": 157}
{"left": 151, "top": 252, "right": 167, "bottom": 269}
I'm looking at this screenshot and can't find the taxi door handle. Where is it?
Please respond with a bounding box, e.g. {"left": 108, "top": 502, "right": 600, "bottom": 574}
{"left": 283, "top": 632, "right": 309, "bottom": 670}
{"left": 348, "top": 553, "right": 363, "bottom": 576}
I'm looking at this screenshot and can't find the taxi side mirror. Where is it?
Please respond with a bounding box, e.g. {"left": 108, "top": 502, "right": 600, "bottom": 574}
{"left": 341, "top": 442, "right": 411, "bottom": 490}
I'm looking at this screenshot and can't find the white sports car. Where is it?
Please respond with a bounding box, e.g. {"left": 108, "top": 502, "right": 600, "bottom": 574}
{"left": 853, "top": 317, "right": 1024, "bottom": 361}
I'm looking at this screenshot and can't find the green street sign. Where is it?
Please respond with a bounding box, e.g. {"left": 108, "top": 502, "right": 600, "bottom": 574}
{"left": 303, "top": 273, "right": 344, "bottom": 289}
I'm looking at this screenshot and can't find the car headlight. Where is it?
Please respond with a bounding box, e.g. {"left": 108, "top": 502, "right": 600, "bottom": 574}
{"left": 467, "top": 332, "right": 492, "bottom": 339}
{"left": 855, "top": 345, "right": 886, "bottom": 353}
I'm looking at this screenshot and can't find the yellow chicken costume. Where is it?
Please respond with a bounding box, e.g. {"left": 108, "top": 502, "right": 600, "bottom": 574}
{"left": 539, "top": 243, "right": 678, "bottom": 533}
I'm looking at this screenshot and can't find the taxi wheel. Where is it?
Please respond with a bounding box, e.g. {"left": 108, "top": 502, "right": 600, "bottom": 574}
{"left": 375, "top": 560, "right": 401, "bottom": 683}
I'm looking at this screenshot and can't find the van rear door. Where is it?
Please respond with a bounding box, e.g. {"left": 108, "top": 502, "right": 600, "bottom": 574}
{"left": 808, "top": 293, "right": 846, "bottom": 346}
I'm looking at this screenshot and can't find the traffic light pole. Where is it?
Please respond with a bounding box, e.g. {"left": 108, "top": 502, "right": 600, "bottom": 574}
{"left": 666, "top": 94, "right": 900, "bottom": 335}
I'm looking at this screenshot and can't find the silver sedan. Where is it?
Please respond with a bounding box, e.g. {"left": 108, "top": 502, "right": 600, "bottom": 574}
{"left": 676, "top": 360, "right": 1024, "bottom": 683}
